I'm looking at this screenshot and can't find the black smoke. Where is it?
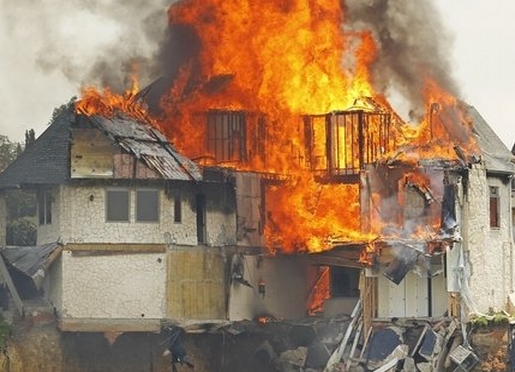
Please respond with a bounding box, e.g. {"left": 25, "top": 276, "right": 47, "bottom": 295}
{"left": 344, "top": 0, "right": 459, "bottom": 119}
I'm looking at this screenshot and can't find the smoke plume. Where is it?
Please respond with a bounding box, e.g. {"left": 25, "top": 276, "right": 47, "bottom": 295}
{"left": 1, "top": 0, "right": 175, "bottom": 92}
{"left": 2, "top": 0, "right": 458, "bottom": 113}
{"left": 344, "top": 0, "right": 459, "bottom": 119}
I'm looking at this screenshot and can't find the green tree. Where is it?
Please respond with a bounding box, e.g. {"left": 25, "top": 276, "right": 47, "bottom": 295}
{"left": 0, "top": 135, "right": 18, "bottom": 172}
{"left": 24, "top": 129, "right": 35, "bottom": 149}
{"left": 0, "top": 134, "right": 37, "bottom": 246}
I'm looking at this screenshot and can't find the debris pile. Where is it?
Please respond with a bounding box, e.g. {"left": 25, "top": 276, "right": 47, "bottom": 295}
{"left": 185, "top": 310, "right": 489, "bottom": 372}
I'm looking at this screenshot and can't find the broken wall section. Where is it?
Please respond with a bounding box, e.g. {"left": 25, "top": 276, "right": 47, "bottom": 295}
{"left": 228, "top": 254, "right": 313, "bottom": 321}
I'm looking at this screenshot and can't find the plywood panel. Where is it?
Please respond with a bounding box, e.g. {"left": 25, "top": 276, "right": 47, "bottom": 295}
{"left": 167, "top": 249, "right": 226, "bottom": 320}
{"left": 236, "top": 173, "right": 263, "bottom": 246}
{"left": 71, "top": 128, "right": 116, "bottom": 178}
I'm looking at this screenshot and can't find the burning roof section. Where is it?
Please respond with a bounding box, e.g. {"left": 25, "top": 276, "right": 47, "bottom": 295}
{"left": 83, "top": 113, "right": 202, "bottom": 181}
{"left": 65, "top": 0, "right": 512, "bottom": 260}
{"left": 0, "top": 100, "right": 202, "bottom": 188}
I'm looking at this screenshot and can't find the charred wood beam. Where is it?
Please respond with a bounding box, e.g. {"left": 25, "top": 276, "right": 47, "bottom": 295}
{"left": 307, "top": 255, "right": 366, "bottom": 269}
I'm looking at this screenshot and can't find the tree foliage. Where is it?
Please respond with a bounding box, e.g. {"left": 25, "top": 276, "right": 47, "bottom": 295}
{"left": 0, "top": 135, "right": 19, "bottom": 173}
{"left": 0, "top": 133, "right": 37, "bottom": 246}
{"left": 24, "top": 129, "right": 35, "bottom": 149}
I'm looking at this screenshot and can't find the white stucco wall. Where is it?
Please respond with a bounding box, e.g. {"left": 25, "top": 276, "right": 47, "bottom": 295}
{"left": 63, "top": 184, "right": 197, "bottom": 245}
{"left": 202, "top": 183, "right": 238, "bottom": 246}
{"left": 43, "top": 255, "right": 63, "bottom": 313}
{"left": 37, "top": 183, "right": 237, "bottom": 247}
{"left": 61, "top": 251, "right": 166, "bottom": 319}
{"left": 463, "top": 164, "right": 514, "bottom": 313}
{"left": 37, "top": 186, "right": 62, "bottom": 245}
{"left": 228, "top": 255, "right": 311, "bottom": 320}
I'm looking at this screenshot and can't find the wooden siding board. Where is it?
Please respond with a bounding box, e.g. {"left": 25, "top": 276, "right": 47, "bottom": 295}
{"left": 66, "top": 244, "right": 166, "bottom": 253}
{"left": 236, "top": 173, "right": 263, "bottom": 246}
{"left": 113, "top": 154, "right": 134, "bottom": 178}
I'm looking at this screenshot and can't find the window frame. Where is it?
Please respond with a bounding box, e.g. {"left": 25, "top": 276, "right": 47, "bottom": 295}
{"left": 106, "top": 188, "right": 130, "bottom": 223}
{"left": 173, "top": 192, "right": 182, "bottom": 224}
{"left": 489, "top": 186, "right": 500, "bottom": 229}
{"left": 135, "top": 188, "right": 160, "bottom": 223}
{"left": 38, "top": 189, "right": 52, "bottom": 225}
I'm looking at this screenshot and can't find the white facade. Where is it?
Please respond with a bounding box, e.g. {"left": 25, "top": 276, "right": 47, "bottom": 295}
{"left": 462, "top": 163, "right": 514, "bottom": 313}
{"left": 60, "top": 251, "right": 166, "bottom": 320}
{"left": 37, "top": 183, "right": 236, "bottom": 247}
{"left": 375, "top": 162, "right": 515, "bottom": 318}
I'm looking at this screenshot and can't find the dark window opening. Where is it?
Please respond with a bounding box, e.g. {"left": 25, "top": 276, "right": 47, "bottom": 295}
{"left": 38, "top": 189, "right": 52, "bottom": 225}
{"left": 106, "top": 189, "right": 129, "bottom": 222}
{"left": 330, "top": 267, "right": 360, "bottom": 298}
{"left": 489, "top": 186, "right": 500, "bottom": 228}
{"left": 174, "top": 193, "right": 182, "bottom": 223}
{"left": 196, "top": 194, "right": 207, "bottom": 244}
{"left": 207, "top": 110, "right": 247, "bottom": 164}
{"left": 136, "top": 189, "right": 159, "bottom": 222}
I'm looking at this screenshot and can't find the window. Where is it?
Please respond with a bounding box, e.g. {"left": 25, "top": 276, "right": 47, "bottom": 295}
{"left": 207, "top": 110, "right": 247, "bottom": 163}
{"left": 330, "top": 267, "right": 360, "bottom": 297}
{"left": 196, "top": 194, "right": 207, "bottom": 244}
{"left": 136, "top": 189, "right": 159, "bottom": 222}
{"left": 38, "top": 190, "right": 52, "bottom": 225}
{"left": 489, "top": 186, "right": 500, "bottom": 228}
{"left": 106, "top": 189, "right": 130, "bottom": 222}
{"left": 174, "top": 193, "right": 182, "bottom": 223}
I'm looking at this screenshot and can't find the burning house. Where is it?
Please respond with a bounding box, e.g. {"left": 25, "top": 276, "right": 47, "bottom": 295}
{"left": 0, "top": 0, "right": 513, "bottom": 370}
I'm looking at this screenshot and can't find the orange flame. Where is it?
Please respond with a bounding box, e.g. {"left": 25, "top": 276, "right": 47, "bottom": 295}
{"left": 307, "top": 266, "right": 330, "bottom": 315}
{"left": 160, "top": 0, "right": 384, "bottom": 252}
{"left": 73, "top": 0, "right": 480, "bottom": 258}
{"left": 75, "top": 77, "right": 163, "bottom": 131}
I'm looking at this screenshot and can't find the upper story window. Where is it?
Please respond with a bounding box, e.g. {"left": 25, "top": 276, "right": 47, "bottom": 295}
{"left": 38, "top": 189, "right": 52, "bottom": 225}
{"left": 106, "top": 188, "right": 130, "bottom": 222}
{"left": 489, "top": 186, "right": 500, "bottom": 229}
{"left": 174, "top": 193, "right": 182, "bottom": 224}
{"left": 106, "top": 188, "right": 160, "bottom": 223}
{"left": 207, "top": 110, "right": 247, "bottom": 164}
{"left": 136, "top": 189, "right": 159, "bottom": 222}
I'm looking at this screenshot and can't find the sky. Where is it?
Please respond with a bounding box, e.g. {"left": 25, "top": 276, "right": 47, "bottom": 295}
{"left": 0, "top": 0, "right": 514, "bottom": 149}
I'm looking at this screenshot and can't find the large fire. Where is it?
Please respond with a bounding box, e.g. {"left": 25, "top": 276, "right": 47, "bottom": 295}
{"left": 76, "top": 0, "right": 478, "bottom": 256}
